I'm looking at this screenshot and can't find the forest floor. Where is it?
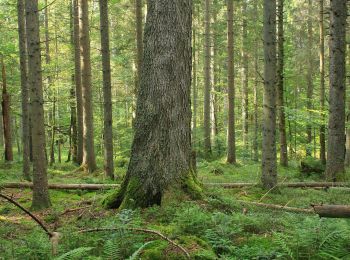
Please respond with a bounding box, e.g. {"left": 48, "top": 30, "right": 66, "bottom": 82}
{"left": 0, "top": 158, "right": 350, "bottom": 259}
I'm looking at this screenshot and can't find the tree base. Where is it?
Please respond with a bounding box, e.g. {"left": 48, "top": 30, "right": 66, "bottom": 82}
{"left": 103, "top": 172, "right": 202, "bottom": 209}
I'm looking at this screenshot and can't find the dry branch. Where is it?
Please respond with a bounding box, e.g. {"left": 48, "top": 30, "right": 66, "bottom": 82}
{"left": 237, "top": 200, "right": 314, "bottom": 214}
{"left": 79, "top": 227, "right": 190, "bottom": 258}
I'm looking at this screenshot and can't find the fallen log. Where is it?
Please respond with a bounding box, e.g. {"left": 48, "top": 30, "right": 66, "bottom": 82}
{"left": 0, "top": 182, "right": 349, "bottom": 191}
{"left": 237, "top": 200, "right": 314, "bottom": 214}
{"left": 312, "top": 205, "right": 350, "bottom": 218}
{"left": 0, "top": 182, "right": 120, "bottom": 190}
{"left": 206, "top": 182, "right": 349, "bottom": 189}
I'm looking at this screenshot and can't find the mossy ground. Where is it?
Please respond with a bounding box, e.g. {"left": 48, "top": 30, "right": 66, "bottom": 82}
{"left": 1, "top": 157, "right": 350, "bottom": 259}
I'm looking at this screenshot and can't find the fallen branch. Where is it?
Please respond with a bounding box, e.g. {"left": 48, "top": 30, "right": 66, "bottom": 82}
{"left": 79, "top": 227, "right": 190, "bottom": 259}
{"left": 0, "top": 192, "right": 60, "bottom": 255}
{"left": 207, "top": 182, "right": 349, "bottom": 189}
{"left": 237, "top": 200, "right": 314, "bottom": 214}
{"left": 1, "top": 182, "right": 120, "bottom": 190}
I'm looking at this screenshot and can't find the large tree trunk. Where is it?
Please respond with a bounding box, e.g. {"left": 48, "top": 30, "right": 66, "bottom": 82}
{"left": 79, "top": 0, "right": 96, "bottom": 173}
{"left": 276, "top": 0, "right": 288, "bottom": 167}
{"left": 226, "top": 0, "right": 236, "bottom": 164}
{"left": 73, "top": 0, "right": 83, "bottom": 165}
{"left": 319, "top": 0, "right": 326, "bottom": 165}
{"left": 306, "top": 0, "right": 313, "bottom": 157}
{"left": 134, "top": 0, "right": 143, "bottom": 96}
{"left": 25, "top": 0, "right": 51, "bottom": 209}
{"left": 17, "top": 0, "right": 31, "bottom": 180}
{"left": 192, "top": 3, "right": 198, "bottom": 148}
{"left": 203, "top": 0, "right": 212, "bottom": 156}
{"left": 99, "top": 0, "right": 114, "bottom": 179}
{"left": 261, "top": 0, "right": 277, "bottom": 189}
{"left": 104, "top": 0, "right": 200, "bottom": 209}
{"left": 241, "top": 0, "right": 248, "bottom": 149}
{"left": 1, "top": 58, "right": 13, "bottom": 162}
{"left": 325, "top": 0, "right": 347, "bottom": 181}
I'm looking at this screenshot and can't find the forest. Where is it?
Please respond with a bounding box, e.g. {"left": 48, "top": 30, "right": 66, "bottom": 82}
{"left": 0, "top": 0, "right": 350, "bottom": 259}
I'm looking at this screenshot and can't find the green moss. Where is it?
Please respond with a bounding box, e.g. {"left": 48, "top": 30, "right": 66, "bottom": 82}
{"left": 183, "top": 172, "right": 203, "bottom": 200}
{"left": 141, "top": 240, "right": 168, "bottom": 259}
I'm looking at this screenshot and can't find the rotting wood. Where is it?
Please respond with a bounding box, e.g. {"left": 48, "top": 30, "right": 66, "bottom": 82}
{"left": 312, "top": 204, "right": 350, "bottom": 218}
{"left": 1, "top": 182, "right": 120, "bottom": 190}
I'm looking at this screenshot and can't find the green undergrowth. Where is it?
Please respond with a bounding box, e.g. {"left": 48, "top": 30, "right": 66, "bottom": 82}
{"left": 1, "top": 158, "right": 350, "bottom": 259}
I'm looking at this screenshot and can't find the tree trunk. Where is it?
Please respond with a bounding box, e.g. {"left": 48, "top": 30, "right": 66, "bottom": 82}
{"left": 79, "top": 0, "right": 97, "bottom": 173}
{"left": 17, "top": 0, "right": 31, "bottom": 180}
{"left": 306, "top": 0, "right": 313, "bottom": 157}
{"left": 1, "top": 58, "right": 13, "bottom": 162}
{"left": 319, "top": 0, "right": 326, "bottom": 165}
{"left": 99, "top": 0, "right": 114, "bottom": 179}
{"left": 192, "top": 4, "right": 198, "bottom": 148}
{"left": 261, "top": 0, "right": 277, "bottom": 189}
{"left": 203, "top": 0, "right": 212, "bottom": 156}
{"left": 74, "top": 0, "right": 83, "bottom": 165}
{"left": 104, "top": 0, "right": 200, "bottom": 209}
{"left": 252, "top": 0, "right": 259, "bottom": 162}
{"left": 25, "top": 0, "right": 51, "bottom": 209}
{"left": 134, "top": 0, "right": 143, "bottom": 96}
{"left": 226, "top": 0, "right": 236, "bottom": 164}
{"left": 325, "top": 0, "right": 347, "bottom": 181}
{"left": 276, "top": 0, "right": 288, "bottom": 167}
{"left": 241, "top": 0, "right": 248, "bottom": 149}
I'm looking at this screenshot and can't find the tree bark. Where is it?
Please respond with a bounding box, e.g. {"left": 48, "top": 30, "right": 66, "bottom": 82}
{"left": 276, "top": 0, "right": 288, "bottom": 167}
{"left": 261, "top": 0, "right": 277, "bottom": 189}
{"left": 73, "top": 0, "right": 83, "bottom": 165}
{"left": 79, "top": 0, "right": 96, "bottom": 173}
{"left": 25, "top": 0, "right": 51, "bottom": 209}
{"left": 226, "top": 0, "right": 236, "bottom": 164}
{"left": 1, "top": 58, "right": 13, "bottom": 162}
{"left": 319, "top": 0, "right": 326, "bottom": 165}
{"left": 325, "top": 0, "right": 347, "bottom": 181}
{"left": 192, "top": 3, "right": 198, "bottom": 148}
{"left": 99, "top": 0, "right": 114, "bottom": 179}
{"left": 134, "top": 0, "right": 143, "bottom": 95}
{"left": 203, "top": 0, "right": 212, "bottom": 156}
{"left": 241, "top": 0, "right": 249, "bottom": 149}
{"left": 17, "top": 0, "right": 31, "bottom": 180}
{"left": 306, "top": 0, "right": 313, "bottom": 157}
{"left": 312, "top": 205, "right": 350, "bottom": 218}
{"left": 104, "top": 0, "right": 200, "bottom": 209}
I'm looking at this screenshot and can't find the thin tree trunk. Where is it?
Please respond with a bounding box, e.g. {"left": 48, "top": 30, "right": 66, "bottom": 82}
{"left": 192, "top": 4, "right": 197, "bottom": 149}
{"left": 319, "top": 0, "right": 326, "bottom": 165}
{"left": 261, "top": 0, "right": 277, "bottom": 189}
{"left": 17, "top": 0, "right": 31, "bottom": 179}
{"left": 203, "top": 0, "right": 212, "bottom": 156}
{"left": 325, "top": 0, "right": 347, "bottom": 181}
{"left": 79, "top": 0, "right": 97, "bottom": 173}
{"left": 252, "top": 0, "right": 259, "bottom": 162}
{"left": 104, "top": 0, "right": 200, "bottom": 209}
{"left": 276, "top": 0, "right": 288, "bottom": 167}
{"left": 306, "top": 0, "right": 313, "bottom": 157}
{"left": 241, "top": 0, "right": 248, "bottom": 149}
{"left": 74, "top": 0, "right": 83, "bottom": 165}
{"left": 226, "top": 0, "right": 236, "bottom": 164}
{"left": 1, "top": 58, "right": 13, "bottom": 162}
{"left": 99, "top": 0, "right": 114, "bottom": 179}
{"left": 25, "top": 0, "right": 51, "bottom": 209}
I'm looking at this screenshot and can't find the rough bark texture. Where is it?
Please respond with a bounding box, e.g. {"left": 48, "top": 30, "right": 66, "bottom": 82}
{"left": 134, "top": 0, "right": 143, "bottom": 95}
{"left": 226, "top": 0, "right": 236, "bottom": 164}
{"left": 1, "top": 58, "right": 13, "bottom": 162}
{"left": 18, "top": 0, "right": 31, "bottom": 180}
{"left": 312, "top": 205, "right": 350, "bottom": 218}
{"left": 276, "top": 0, "right": 288, "bottom": 167}
{"left": 25, "top": 0, "right": 51, "bottom": 209}
{"left": 241, "top": 0, "right": 248, "bottom": 149}
{"left": 261, "top": 0, "right": 277, "bottom": 189}
{"left": 74, "top": 0, "right": 83, "bottom": 165}
{"left": 306, "top": 0, "right": 313, "bottom": 156}
{"left": 192, "top": 5, "right": 197, "bottom": 148}
{"left": 79, "top": 0, "right": 97, "bottom": 173}
{"left": 99, "top": 0, "right": 114, "bottom": 179}
{"left": 203, "top": 0, "right": 212, "bottom": 156}
{"left": 319, "top": 0, "right": 326, "bottom": 165}
{"left": 325, "top": 0, "right": 347, "bottom": 181}
{"left": 104, "top": 0, "right": 201, "bottom": 209}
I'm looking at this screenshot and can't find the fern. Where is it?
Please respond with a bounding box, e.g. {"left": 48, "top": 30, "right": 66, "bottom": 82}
{"left": 317, "top": 230, "right": 350, "bottom": 259}
{"left": 127, "top": 241, "right": 155, "bottom": 260}
{"left": 274, "top": 233, "right": 295, "bottom": 260}
{"left": 55, "top": 247, "right": 94, "bottom": 260}
{"left": 103, "top": 239, "right": 122, "bottom": 260}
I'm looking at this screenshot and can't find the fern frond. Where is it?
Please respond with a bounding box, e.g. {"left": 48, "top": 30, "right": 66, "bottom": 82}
{"left": 127, "top": 241, "right": 155, "bottom": 260}
{"left": 55, "top": 247, "right": 94, "bottom": 260}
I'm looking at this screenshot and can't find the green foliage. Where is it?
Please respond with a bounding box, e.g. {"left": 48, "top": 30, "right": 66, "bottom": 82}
{"left": 55, "top": 247, "right": 94, "bottom": 260}
{"left": 127, "top": 241, "right": 155, "bottom": 260}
